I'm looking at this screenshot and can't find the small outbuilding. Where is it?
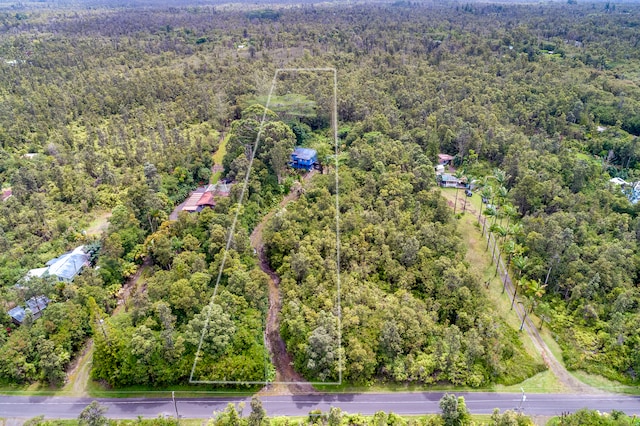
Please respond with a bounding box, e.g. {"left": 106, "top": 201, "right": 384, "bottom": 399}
{"left": 438, "top": 153, "right": 454, "bottom": 166}
{"left": 609, "top": 177, "right": 627, "bottom": 186}
{"left": 8, "top": 295, "right": 50, "bottom": 325}
{"left": 290, "top": 147, "right": 318, "bottom": 171}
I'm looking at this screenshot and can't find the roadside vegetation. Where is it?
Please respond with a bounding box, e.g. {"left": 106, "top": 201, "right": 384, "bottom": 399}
{"left": 19, "top": 396, "right": 638, "bottom": 426}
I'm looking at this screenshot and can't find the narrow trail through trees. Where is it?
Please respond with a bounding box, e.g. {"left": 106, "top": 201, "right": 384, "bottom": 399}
{"left": 64, "top": 258, "right": 151, "bottom": 396}
{"left": 251, "top": 171, "right": 317, "bottom": 396}
{"left": 445, "top": 192, "right": 606, "bottom": 395}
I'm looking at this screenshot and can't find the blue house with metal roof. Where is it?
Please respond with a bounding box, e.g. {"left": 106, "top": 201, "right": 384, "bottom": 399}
{"left": 8, "top": 295, "right": 50, "bottom": 325}
{"left": 289, "top": 147, "right": 318, "bottom": 171}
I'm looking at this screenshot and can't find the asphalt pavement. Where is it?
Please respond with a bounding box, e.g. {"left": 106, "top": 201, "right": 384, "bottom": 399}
{"left": 1, "top": 392, "right": 639, "bottom": 420}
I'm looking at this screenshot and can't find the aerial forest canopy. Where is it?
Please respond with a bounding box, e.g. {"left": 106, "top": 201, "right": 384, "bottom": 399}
{"left": 0, "top": 1, "right": 639, "bottom": 388}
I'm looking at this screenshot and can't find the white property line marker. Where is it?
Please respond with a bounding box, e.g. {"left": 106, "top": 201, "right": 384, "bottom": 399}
{"left": 189, "top": 68, "right": 342, "bottom": 386}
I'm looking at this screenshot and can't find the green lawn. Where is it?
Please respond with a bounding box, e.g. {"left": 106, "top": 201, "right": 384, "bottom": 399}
{"left": 439, "top": 188, "right": 562, "bottom": 392}
{"left": 571, "top": 371, "right": 640, "bottom": 395}
{"left": 85, "top": 210, "right": 112, "bottom": 237}
{"left": 86, "top": 380, "right": 260, "bottom": 398}
{"left": 494, "top": 370, "right": 565, "bottom": 394}
{"left": 212, "top": 132, "right": 228, "bottom": 166}
{"left": 441, "top": 187, "right": 640, "bottom": 396}
{"left": 210, "top": 132, "right": 229, "bottom": 184}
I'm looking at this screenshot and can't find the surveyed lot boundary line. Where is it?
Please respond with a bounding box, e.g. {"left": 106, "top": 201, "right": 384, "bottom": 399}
{"left": 190, "top": 67, "right": 342, "bottom": 385}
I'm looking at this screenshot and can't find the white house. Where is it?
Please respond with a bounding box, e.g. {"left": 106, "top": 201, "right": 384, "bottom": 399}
{"left": 23, "top": 246, "right": 89, "bottom": 283}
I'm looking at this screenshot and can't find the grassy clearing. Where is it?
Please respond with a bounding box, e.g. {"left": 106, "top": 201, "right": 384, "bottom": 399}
{"left": 210, "top": 170, "right": 222, "bottom": 184}
{"left": 85, "top": 210, "right": 112, "bottom": 237}
{"left": 571, "top": 371, "right": 640, "bottom": 395}
{"left": 440, "top": 189, "right": 546, "bottom": 365}
{"left": 494, "top": 370, "right": 565, "bottom": 393}
{"left": 86, "top": 380, "right": 260, "bottom": 398}
{"left": 0, "top": 382, "right": 61, "bottom": 396}
{"left": 212, "top": 132, "right": 228, "bottom": 166}
{"left": 62, "top": 340, "right": 94, "bottom": 397}
{"left": 210, "top": 132, "right": 229, "bottom": 184}
{"left": 441, "top": 188, "right": 640, "bottom": 396}
{"left": 536, "top": 327, "right": 565, "bottom": 369}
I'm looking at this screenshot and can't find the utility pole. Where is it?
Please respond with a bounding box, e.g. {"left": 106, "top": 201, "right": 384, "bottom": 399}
{"left": 518, "top": 387, "right": 526, "bottom": 411}
{"left": 517, "top": 301, "right": 527, "bottom": 331}
{"left": 172, "top": 391, "right": 180, "bottom": 424}
{"left": 98, "top": 319, "right": 107, "bottom": 340}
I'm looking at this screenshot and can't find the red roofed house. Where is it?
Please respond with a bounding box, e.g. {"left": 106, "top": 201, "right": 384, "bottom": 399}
{"left": 181, "top": 183, "right": 231, "bottom": 213}
{"left": 438, "top": 154, "right": 454, "bottom": 166}
{"left": 196, "top": 191, "right": 215, "bottom": 209}
{"left": 1, "top": 188, "right": 12, "bottom": 202}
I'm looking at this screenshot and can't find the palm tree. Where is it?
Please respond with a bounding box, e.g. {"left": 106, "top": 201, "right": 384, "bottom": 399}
{"left": 463, "top": 174, "right": 474, "bottom": 214}
{"left": 492, "top": 168, "right": 507, "bottom": 187}
{"left": 526, "top": 279, "right": 547, "bottom": 313}
{"left": 479, "top": 186, "right": 493, "bottom": 222}
{"left": 502, "top": 240, "right": 520, "bottom": 289}
{"left": 510, "top": 255, "right": 530, "bottom": 305}
{"left": 496, "top": 186, "right": 509, "bottom": 225}
{"left": 507, "top": 223, "right": 523, "bottom": 242}
{"left": 483, "top": 206, "right": 497, "bottom": 248}
{"left": 490, "top": 224, "right": 508, "bottom": 274}
{"left": 502, "top": 203, "right": 517, "bottom": 228}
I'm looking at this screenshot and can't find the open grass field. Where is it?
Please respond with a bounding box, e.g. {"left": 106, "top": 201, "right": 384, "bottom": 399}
{"left": 571, "top": 371, "right": 640, "bottom": 395}
{"left": 85, "top": 210, "right": 112, "bottom": 237}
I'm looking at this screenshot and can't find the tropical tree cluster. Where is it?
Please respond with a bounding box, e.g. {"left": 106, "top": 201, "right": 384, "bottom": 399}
{"left": 1, "top": 1, "right": 640, "bottom": 386}
{"left": 91, "top": 206, "right": 271, "bottom": 386}
{"left": 265, "top": 131, "right": 542, "bottom": 386}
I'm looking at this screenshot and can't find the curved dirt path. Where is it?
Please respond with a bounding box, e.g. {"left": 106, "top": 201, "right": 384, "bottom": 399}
{"left": 446, "top": 192, "right": 605, "bottom": 395}
{"left": 252, "top": 171, "right": 317, "bottom": 396}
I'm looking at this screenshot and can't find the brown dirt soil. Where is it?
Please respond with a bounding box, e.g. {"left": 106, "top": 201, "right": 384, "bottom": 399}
{"left": 252, "top": 171, "right": 317, "bottom": 396}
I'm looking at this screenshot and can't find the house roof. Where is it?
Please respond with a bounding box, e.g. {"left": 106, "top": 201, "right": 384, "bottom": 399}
{"left": 182, "top": 187, "right": 207, "bottom": 211}
{"left": 26, "top": 267, "right": 49, "bottom": 280}
{"left": 438, "top": 153, "right": 454, "bottom": 161}
{"left": 196, "top": 191, "right": 215, "bottom": 207}
{"left": 8, "top": 295, "right": 50, "bottom": 324}
{"left": 440, "top": 173, "right": 461, "bottom": 182}
{"left": 25, "top": 295, "right": 50, "bottom": 315}
{"left": 46, "top": 246, "right": 88, "bottom": 281}
{"left": 1, "top": 189, "right": 11, "bottom": 202}
{"left": 609, "top": 177, "right": 627, "bottom": 186}
{"left": 212, "top": 182, "right": 232, "bottom": 196}
{"left": 292, "top": 147, "right": 317, "bottom": 161}
{"left": 182, "top": 184, "right": 231, "bottom": 212}
{"left": 8, "top": 306, "right": 26, "bottom": 323}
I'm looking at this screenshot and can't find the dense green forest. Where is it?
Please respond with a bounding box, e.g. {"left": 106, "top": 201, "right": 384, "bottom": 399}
{"left": 1, "top": 1, "right": 640, "bottom": 387}
{"left": 263, "top": 134, "right": 540, "bottom": 385}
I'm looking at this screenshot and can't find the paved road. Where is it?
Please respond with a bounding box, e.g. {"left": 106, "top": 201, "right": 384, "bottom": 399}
{"left": 1, "top": 392, "right": 639, "bottom": 419}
